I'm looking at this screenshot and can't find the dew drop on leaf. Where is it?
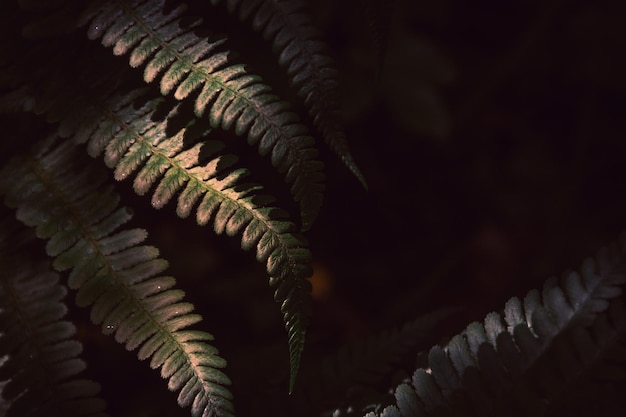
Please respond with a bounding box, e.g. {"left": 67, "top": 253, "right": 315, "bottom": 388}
{"left": 88, "top": 22, "right": 103, "bottom": 40}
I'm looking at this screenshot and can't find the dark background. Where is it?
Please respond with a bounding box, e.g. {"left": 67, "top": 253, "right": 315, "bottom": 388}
{"left": 20, "top": 0, "right": 625, "bottom": 415}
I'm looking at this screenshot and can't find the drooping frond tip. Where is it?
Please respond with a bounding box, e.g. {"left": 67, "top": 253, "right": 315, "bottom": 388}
{"left": 209, "top": 0, "right": 368, "bottom": 189}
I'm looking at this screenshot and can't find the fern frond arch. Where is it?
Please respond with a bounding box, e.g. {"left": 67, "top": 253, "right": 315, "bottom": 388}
{"left": 1, "top": 21, "right": 315, "bottom": 388}
{"left": 79, "top": 0, "right": 326, "bottom": 230}
{"left": 59, "top": 86, "right": 314, "bottom": 391}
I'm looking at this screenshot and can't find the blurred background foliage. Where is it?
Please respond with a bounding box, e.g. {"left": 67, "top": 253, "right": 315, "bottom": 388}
{"left": 26, "top": 0, "right": 625, "bottom": 415}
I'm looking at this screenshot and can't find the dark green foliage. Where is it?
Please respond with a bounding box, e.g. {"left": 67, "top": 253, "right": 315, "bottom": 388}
{"left": 2, "top": 1, "right": 626, "bottom": 417}
{"left": 2, "top": 0, "right": 320, "bottom": 398}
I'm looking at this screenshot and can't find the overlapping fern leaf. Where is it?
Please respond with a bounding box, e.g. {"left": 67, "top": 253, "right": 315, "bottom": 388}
{"left": 364, "top": 237, "right": 626, "bottom": 417}
{"left": 1, "top": 32, "right": 314, "bottom": 387}
{"left": 0, "top": 218, "right": 107, "bottom": 417}
{"left": 0, "top": 136, "right": 235, "bottom": 417}
{"left": 52, "top": 85, "right": 313, "bottom": 391}
{"left": 209, "top": 0, "right": 367, "bottom": 187}
{"left": 79, "top": 0, "right": 325, "bottom": 230}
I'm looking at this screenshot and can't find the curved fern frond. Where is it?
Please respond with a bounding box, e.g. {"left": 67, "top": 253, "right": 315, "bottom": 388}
{"left": 65, "top": 86, "right": 313, "bottom": 390}
{"left": 209, "top": 0, "right": 367, "bottom": 187}
{"left": 0, "top": 218, "right": 107, "bottom": 417}
{"left": 79, "top": 0, "right": 325, "bottom": 229}
{"left": 0, "top": 137, "right": 235, "bottom": 417}
{"left": 365, "top": 237, "right": 626, "bottom": 417}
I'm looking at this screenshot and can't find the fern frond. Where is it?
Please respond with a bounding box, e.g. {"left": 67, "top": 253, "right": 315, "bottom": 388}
{"left": 210, "top": 0, "right": 367, "bottom": 187}
{"left": 80, "top": 0, "right": 325, "bottom": 229}
{"left": 0, "top": 218, "right": 107, "bottom": 417}
{"left": 0, "top": 137, "right": 235, "bottom": 417}
{"left": 366, "top": 237, "right": 626, "bottom": 417}
{"left": 66, "top": 86, "right": 313, "bottom": 390}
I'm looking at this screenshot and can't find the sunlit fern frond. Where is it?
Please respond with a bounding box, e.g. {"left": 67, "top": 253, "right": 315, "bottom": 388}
{"left": 0, "top": 218, "right": 108, "bottom": 417}
{"left": 0, "top": 136, "right": 235, "bottom": 417}
{"left": 59, "top": 86, "right": 313, "bottom": 391}
{"left": 79, "top": 0, "right": 325, "bottom": 230}
{"left": 209, "top": 0, "right": 367, "bottom": 187}
{"left": 0, "top": 10, "right": 314, "bottom": 385}
{"left": 365, "top": 236, "right": 626, "bottom": 417}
